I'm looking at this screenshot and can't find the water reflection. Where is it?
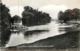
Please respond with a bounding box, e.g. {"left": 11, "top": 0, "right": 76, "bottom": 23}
{"left": 4, "top": 21, "right": 79, "bottom": 48}
{"left": 5, "top": 33, "right": 27, "bottom": 47}
{"left": 24, "top": 30, "right": 49, "bottom": 37}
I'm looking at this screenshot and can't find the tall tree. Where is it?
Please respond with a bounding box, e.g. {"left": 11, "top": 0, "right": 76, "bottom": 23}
{"left": 22, "top": 6, "right": 51, "bottom": 26}
{"left": 0, "top": 3, "right": 11, "bottom": 47}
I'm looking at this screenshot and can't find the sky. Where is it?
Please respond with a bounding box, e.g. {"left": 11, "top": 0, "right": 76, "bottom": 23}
{"left": 2, "top": 0, "right": 80, "bottom": 19}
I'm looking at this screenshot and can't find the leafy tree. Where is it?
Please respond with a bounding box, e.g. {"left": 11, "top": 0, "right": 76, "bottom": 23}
{"left": 0, "top": 3, "right": 11, "bottom": 47}
{"left": 22, "top": 6, "right": 51, "bottom": 26}
{"left": 58, "top": 8, "right": 80, "bottom": 22}
{"left": 73, "top": 8, "right": 80, "bottom": 20}
{"left": 58, "top": 11, "right": 64, "bottom": 20}
{"left": 11, "top": 15, "right": 21, "bottom": 24}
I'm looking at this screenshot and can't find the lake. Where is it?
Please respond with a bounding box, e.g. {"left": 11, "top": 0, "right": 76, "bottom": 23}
{"left": 1, "top": 21, "right": 79, "bottom": 48}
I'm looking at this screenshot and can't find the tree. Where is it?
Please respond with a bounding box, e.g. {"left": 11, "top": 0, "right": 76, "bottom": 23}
{"left": 58, "top": 8, "right": 80, "bottom": 22}
{"left": 0, "top": 3, "right": 11, "bottom": 47}
{"left": 11, "top": 15, "right": 21, "bottom": 24}
{"left": 73, "top": 8, "right": 80, "bottom": 20}
{"left": 58, "top": 11, "right": 64, "bottom": 20}
{"left": 22, "top": 6, "right": 51, "bottom": 26}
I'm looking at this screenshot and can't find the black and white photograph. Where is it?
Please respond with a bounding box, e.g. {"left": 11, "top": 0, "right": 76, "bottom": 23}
{"left": 0, "top": 0, "right": 80, "bottom": 51}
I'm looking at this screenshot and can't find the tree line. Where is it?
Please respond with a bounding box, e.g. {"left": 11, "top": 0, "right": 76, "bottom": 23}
{"left": 11, "top": 6, "right": 51, "bottom": 26}
{"left": 58, "top": 8, "right": 80, "bottom": 22}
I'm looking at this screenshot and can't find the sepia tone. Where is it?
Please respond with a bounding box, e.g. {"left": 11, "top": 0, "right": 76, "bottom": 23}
{"left": 0, "top": 0, "right": 80, "bottom": 51}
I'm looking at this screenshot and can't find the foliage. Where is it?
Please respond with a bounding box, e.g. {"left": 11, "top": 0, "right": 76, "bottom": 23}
{"left": 22, "top": 6, "right": 51, "bottom": 26}
{"left": 58, "top": 8, "right": 80, "bottom": 22}
{"left": 0, "top": 3, "right": 11, "bottom": 47}
{"left": 11, "top": 15, "right": 21, "bottom": 24}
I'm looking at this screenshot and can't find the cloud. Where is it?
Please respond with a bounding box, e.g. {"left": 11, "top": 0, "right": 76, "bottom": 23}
{"left": 9, "top": 4, "right": 68, "bottom": 19}
{"left": 9, "top": 6, "right": 24, "bottom": 17}
{"left": 39, "top": 4, "right": 68, "bottom": 19}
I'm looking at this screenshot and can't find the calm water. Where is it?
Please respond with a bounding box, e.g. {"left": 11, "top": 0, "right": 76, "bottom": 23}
{"left": 4, "top": 21, "right": 75, "bottom": 47}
